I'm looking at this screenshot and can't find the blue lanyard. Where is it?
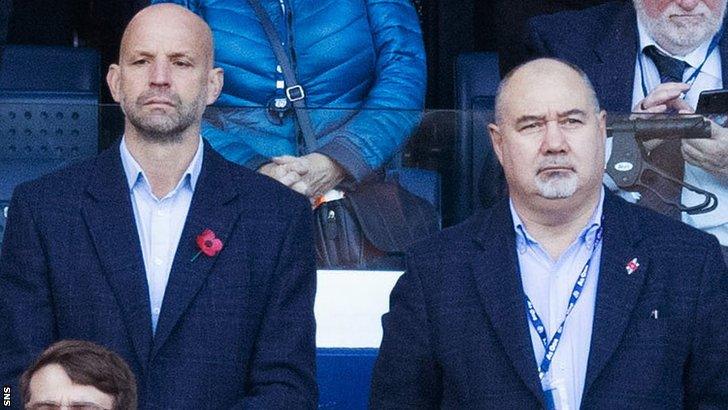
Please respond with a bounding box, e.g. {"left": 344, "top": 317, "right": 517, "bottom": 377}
{"left": 524, "top": 226, "right": 603, "bottom": 381}
{"left": 638, "top": 28, "right": 723, "bottom": 98}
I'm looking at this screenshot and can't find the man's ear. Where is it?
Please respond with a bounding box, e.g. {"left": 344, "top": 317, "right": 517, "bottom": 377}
{"left": 206, "top": 67, "right": 224, "bottom": 105}
{"left": 106, "top": 64, "right": 122, "bottom": 103}
{"left": 488, "top": 123, "right": 506, "bottom": 166}
{"left": 598, "top": 109, "right": 607, "bottom": 137}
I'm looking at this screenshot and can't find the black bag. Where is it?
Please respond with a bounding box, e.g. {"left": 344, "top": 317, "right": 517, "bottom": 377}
{"left": 248, "top": 0, "right": 439, "bottom": 269}
{"left": 314, "top": 179, "right": 439, "bottom": 269}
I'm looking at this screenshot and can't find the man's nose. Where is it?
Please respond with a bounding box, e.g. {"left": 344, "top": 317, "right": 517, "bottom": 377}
{"left": 149, "top": 60, "right": 171, "bottom": 86}
{"left": 676, "top": 0, "right": 701, "bottom": 11}
{"left": 541, "top": 120, "right": 569, "bottom": 153}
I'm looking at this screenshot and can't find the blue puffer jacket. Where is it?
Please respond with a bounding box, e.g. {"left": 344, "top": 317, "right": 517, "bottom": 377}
{"left": 153, "top": 0, "right": 426, "bottom": 182}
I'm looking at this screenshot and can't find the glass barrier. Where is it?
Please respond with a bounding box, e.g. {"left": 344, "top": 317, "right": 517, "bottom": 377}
{"left": 1, "top": 103, "right": 725, "bottom": 269}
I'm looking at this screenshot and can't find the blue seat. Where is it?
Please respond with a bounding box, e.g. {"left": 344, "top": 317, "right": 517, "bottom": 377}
{"left": 452, "top": 52, "right": 506, "bottom": 225}
{"left": 0, "top": 45, "right": 99, "bottom": 246}
{"left": 387, "top": 167, "right": 441, "bottom": 228}
{"left": 0, "top": 45, "right": 99, "bottom": 96}
{"left": 317, "top": 348, "right": 378, "bottom": 409}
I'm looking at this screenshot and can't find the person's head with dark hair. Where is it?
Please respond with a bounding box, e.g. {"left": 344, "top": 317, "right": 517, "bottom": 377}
{"left": 20, "top": 340, "right": 137, "bottom": 410}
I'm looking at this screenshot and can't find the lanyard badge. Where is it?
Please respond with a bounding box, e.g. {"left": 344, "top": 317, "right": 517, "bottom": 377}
{"left": 523, "top": 225, "right": 603, "bottom": 409}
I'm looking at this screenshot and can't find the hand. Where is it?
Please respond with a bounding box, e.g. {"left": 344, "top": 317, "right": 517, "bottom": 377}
{"left": 258, "top": 161, "right": 310, "bottom": 196}
{"left": 633, "top": 82, "right": 692, "bottom": 114}
{"left": 632, "top": 82, "right": 693, "bottom": 152}
{"left": 272, "top": 153, "right": 346, "bottom": 198}
{"left": 681, "top": 121, "right": 728, "bottom": 179}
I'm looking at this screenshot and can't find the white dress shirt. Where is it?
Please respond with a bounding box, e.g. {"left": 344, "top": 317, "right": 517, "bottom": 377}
{"left": 119, "top": 137, "right": 203, "bottom": 333}
{"left": 511, "top": 189, "right": 605, "bottom": 410}
{"left": 629, "top": 18, "right": 727, "bottom": 245}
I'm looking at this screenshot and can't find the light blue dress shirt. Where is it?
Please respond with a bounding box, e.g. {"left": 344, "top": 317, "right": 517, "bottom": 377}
{"left": 628, "top": 18, "right": 727, "bottom": 246}
{"left": 120, "top": 137, "right": 204, "bottom": 333}
{"left": 511, "top": 189, "right": 604, "bottom": 410}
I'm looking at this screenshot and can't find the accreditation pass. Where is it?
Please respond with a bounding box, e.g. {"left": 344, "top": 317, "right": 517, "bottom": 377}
{"left": 543, "top": 377, "right": 570, "bottom": 410}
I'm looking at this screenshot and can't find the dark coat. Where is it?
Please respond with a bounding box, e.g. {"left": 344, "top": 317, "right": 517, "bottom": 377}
{"left": 0, "top": 141, "right": 318, "bottom": 409}
{"left": 370, "top": 192, "right": 728, "bottom": 408}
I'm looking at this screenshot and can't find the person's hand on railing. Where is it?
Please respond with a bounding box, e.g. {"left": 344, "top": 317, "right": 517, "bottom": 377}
{"left": 682, "top": 120, "right": 728, "bottom": 180}
{"left": 633, "top": 82, "right": 692, "bottom": 114}
{"left": 631, "top": 83, "right": 693, "bottom": 152}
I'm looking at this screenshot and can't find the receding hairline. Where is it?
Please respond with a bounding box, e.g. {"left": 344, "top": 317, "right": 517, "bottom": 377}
{"left": 493, "top": 58, "right": 601, "bottom": 124}
{"left": 118, "top": 4, "right": 215, "bottom": 66}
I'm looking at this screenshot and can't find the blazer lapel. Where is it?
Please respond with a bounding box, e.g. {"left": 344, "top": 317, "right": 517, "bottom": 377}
{"left": 583, "top": 193, "right": 647, "bottom": 395}
{"left": 151, "top": 144, "right": 242, "bottom": 358}
{"left": 472, "top": 201, "right": 545, "bottom": 407}
{"left": 593, "top": 3, "right": 638, "bottom": 112}
{"left": 82, "top": 144, "right": 153, "bottom": 369}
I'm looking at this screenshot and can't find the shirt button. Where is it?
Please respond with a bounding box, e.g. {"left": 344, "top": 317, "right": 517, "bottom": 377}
{"left": 153, "top": 307, "right": 161, "bottom": 315}
{"left": 156, "top": 209, "right": 166, "bottom": 216}
{"left": 154, "top": 257, "right": 163, "bottom": 266}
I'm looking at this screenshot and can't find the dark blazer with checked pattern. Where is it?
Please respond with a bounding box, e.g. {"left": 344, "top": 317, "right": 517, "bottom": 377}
{"left": 370, "top": 192, "right": 728, "bottom": 409}
{"left": 0, "top": 141, "right": 317, "bottom": 409}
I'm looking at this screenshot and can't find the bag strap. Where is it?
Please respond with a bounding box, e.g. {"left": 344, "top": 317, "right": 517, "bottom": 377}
{"left": 246, "top": 0, "right": 317, "bottom": 152}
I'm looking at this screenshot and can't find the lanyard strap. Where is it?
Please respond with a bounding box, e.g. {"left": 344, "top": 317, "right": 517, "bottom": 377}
{"left": 524, "top": 226, "right": 603, "bottom": 381}
{"left": 638, "top": 28, "right": 723, "bottom": 98}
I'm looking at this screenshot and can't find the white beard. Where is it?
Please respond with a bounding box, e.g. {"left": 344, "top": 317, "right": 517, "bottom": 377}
{"left": 534, "top": 171, "right": 578, "bottom": 199}
{"left": 635, "top": 0, "right": 726, "bottom": 56}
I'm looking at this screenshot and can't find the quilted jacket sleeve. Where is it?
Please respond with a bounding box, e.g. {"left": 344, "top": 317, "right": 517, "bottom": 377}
{"left": 315, "top": 0, "right": 427, "bottom": 182}
{"left": 200, "top": 119, "right": 271, "bottom": 171}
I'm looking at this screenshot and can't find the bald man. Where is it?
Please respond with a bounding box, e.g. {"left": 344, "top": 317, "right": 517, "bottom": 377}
{"left": 370, "top": 58, "right": 728, "bottom": 409}
{"left": 0, "top": 5, "right": 317, "bottom": 409}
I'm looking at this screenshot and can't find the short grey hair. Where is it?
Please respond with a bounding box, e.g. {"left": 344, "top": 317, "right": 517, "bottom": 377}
{"left": 493, "top": 57, "right": 601, "bottom": 124}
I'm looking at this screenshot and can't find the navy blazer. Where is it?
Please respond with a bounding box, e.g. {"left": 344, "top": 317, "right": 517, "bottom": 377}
{"left": 525, "top": 1, "right": 728, "bottom": 112}
{"left": 370, "top": 192, "right": 728, "bottom": 409}
{"left": 0, "top": 142, "right": 317, "bottom": 409}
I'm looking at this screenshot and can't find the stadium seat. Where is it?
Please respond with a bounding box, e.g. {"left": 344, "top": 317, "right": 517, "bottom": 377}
{"left": 0, "top": 45, "right": 99, "bottom": 247}
{"left": 383, "top": 140, "right": 442, "bottom": 227}
{"left": 452, "top": 52, "right": 506, "bottom": 225}
{"left": 317, "top": 348, "right": 378, "bottom": 409}
{"left": 387, "top": 167, "right": 441, "bottom": 227}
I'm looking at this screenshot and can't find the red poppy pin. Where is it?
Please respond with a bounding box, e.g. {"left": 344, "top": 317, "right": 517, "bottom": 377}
{"left": 191, "top": 228, "right": 223, "bottom": 262}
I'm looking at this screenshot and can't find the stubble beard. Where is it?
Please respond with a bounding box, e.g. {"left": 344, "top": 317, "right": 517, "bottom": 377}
{"left": 122, "top": 89, "right": 206, "bottom": 144}
{"left": 635, "top": 0, "right": 726, "bottom": 56}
